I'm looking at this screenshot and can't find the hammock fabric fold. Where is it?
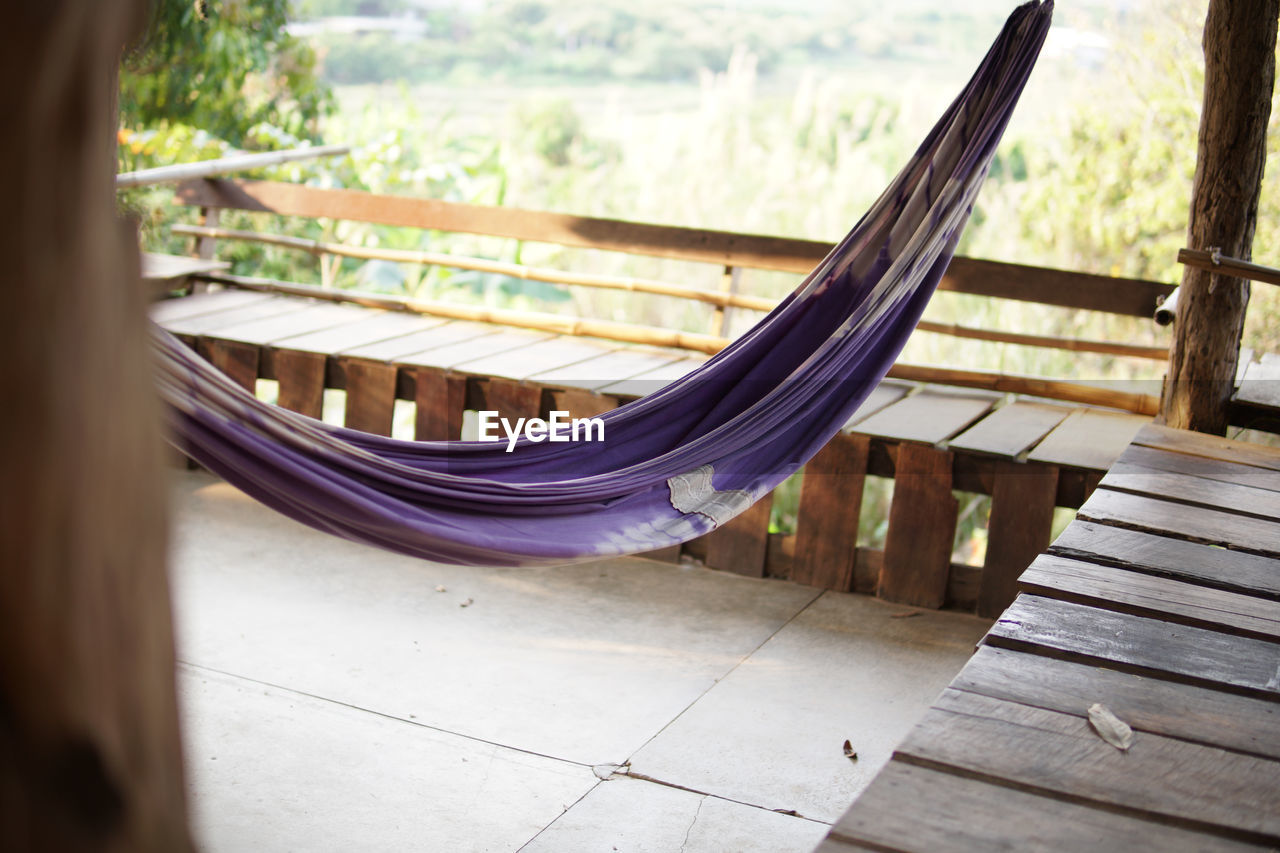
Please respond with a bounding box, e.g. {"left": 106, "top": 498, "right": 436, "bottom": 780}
{"left": 155, "top": 1, "right": 1053, "bottom": 567}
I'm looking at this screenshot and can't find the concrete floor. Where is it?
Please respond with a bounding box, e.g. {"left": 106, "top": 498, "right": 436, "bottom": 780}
{"left": 169, "top": 470, "right": 989, "bottom": 852}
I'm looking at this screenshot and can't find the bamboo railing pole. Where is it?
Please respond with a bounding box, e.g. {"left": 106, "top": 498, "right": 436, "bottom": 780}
{"left": 1177, "top": 247, "right": 1280, "bottom": 288}
{"left": 195, "top": 272, "right": 1162, "bottom": 414}
{"left": 912, "top": 320, "right": 1169, "bottom": 361}
{"left": 173, "top": 224, "right": 778, "bottom": 312}
{"left": 116, "top": 144, "right": 351, "bottom": 188}
{"left": 885, "top": 363, "right": 1161, "bottom": 415}
{"left": 172, "top": 224, "right": 1174, "bottom": 363}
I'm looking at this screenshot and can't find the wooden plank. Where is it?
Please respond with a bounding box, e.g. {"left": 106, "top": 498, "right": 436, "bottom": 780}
{"left": 176, "top": 179, "right": 1175, "bottom": 314}
{"left": 205, "top": 301, "right": 374, "bottom": 345}
{"left": 273, "top": 349, "right": 326, "bottom": 419}
{"left": 530, "top": 346, "right": 686, "bottom": 392}
{"left": 159, "top": 294, "right": 300, "bottom": 335}
{"left": 196, "top": 338, "right": 258, "bottom": 392}
{"left": 1050, "top": 520, "right": 1280, "bottom": 601}
{"left": 1132, "top": 422, "right": 1280, "bottom": 473}
{"left": 842, "top": 380, "right": 913, "bottom": 428}
{"left": 275, "top": 310, "right": 445, "bottom": 355}
{"left": 175, "top": 178, "right": 836, "bottom": 273}
{"left": 847, "top": 547, "right": 979, "bottom": 607}
{"left": 954, "top": 645, "right": 1280, "bottom": 761}
{"left": 341, "top": 320, "right": 500, "bottom": 363}
{"left": 977, "top": 461, "right": 1058, "bottom": 618}
{"left": 454, "top": 335, "right": 623, "bottom": 381}
{"left": 852, "top": 387, "right": 998, "bottom": 446}
{"left": 1077, "top": 488, "right": 1280, "bottom": 557}
{"left": 703, "top": 493, "right": 773, "bottom": 578}
{"left": 640, "top": 544, "right": 683, "bottom": 564}
{"left": 947, "top": 400, "right": 1072, "bottom": 458}
{"left": 140, "top": 252, "right": 229, "bottom": 282}
{"left": 937, "top": 256, "right": 1174, "bottom": 318}
{"left": 549, "top": 388, "right": 618, "bottom": 420}
{"left": 898, "top": 689, "right": 1280, "bottom": 843}
{"left": 1020, "top": 553, "right": 1280, "bottom": 641}
{"left": 397, "top": 328, "right": 557, "bottom": 371}
{"left": 1026, "top": 408, "right": 1150, "bottom": 471}
{"left": 791, "top": 433, "right": 869, "bottom": 590}
{"left": 341, "top": 358, "right": 398, "bottom": 435}
{"left": 1235, "top": 350, "right": 1280, "bottom": 412}
{"left": 878, "top": 444, "right": 957, "bottom": 608}
{"left": 1238, "top": 347, "right": 1257, "bottom": 386}
{"left": 1100, "top": 461, "right": 1280, "bottom": 522}
{"left": 482, "top": 378, "right": 544, "bottom": 423}
{"left": 413, "top": 369, "right": 466, "bottom": 441}
{"left": 986, "top": 595, "right": 1280, "bottom": 700}
{"left": 1114, "top": 442, "right": 1280, "bottom": 491}
{"left": 822, "top": 761, "right": 1272, "bottom": 853}
{"left": 597, "top": 355, "right": 708, "bottom": 397}
{"left": 148, "top": 289, "right": 272, "bottom": 323}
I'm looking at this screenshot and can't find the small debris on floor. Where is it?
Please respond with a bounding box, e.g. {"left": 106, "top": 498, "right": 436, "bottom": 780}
{"left": 889, "top": 610, "right": 922, "bottom": 619}
{"left": 591, "top": 763, "right": 628, "bottom": 780}
{"left": 1087, "top": 702, "right": 1134, "bottom": 751}
{"left": 459, "top": 597, "right": 474, "bottom": 608}
{"left": 434, "top": 585, "right": 447, "bottom": 593}
{"left": 842, "top": 740, "right": 858, "bottom": 761}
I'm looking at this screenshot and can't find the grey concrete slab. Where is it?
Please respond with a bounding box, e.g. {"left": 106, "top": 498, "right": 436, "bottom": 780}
{"left": 182, "top": 665, "right": 594, "bottom": 853}
{"left": 169, "top": 472, "right": 821, "bottom": 767}
{"left": 626, "top": 593, "right": 988, "bottom": 822}
{"left": 519, "top": 775, "right": 828, "bottom": 853}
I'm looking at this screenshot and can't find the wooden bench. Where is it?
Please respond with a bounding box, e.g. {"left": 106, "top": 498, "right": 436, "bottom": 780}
{"left": 818, "top": 423, "right": 1280, "bottom": 851}
{"left": 153, "top": 177, "right": 1177, "bottom": 616}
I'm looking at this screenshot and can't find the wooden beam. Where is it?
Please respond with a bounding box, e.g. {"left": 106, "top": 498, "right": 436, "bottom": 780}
{"left": 1161, "top": 0, "right": 1279, "bottom": 433}
{"left": 878, "top": 444, "right": 958, "bottom": 608}
{"left": 1179, "top": 248, "right": 1280, "bottom": 287}
{"left": 176, "top": 179, "right": 1173, "bottom": 315}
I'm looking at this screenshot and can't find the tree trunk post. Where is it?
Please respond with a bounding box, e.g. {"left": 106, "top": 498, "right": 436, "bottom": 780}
{"left": 0, "top": 3, "right": 194, "bottom": 850}
{"left": 1160, "top": 0, "right": 1279, "bottom": 434}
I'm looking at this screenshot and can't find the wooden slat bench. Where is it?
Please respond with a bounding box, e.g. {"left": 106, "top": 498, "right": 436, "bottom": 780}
{"left": 151, "top": 177, "right": 1183, "bottom": 616}
{"left": 152, "top": 284, "right": 1152, "bottom": 617}
{"left": 817, "top": 423, "right": 1280, "bottom": 851}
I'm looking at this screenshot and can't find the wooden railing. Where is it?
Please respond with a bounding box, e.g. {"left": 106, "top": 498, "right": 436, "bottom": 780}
{"left": 173, "top": 178, "right": 1172, "bottom": 413}
{"left": 162, "top": 177, "right": 1175, "bottom": 617}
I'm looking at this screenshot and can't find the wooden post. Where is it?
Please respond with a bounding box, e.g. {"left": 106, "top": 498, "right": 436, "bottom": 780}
{"left": 1160, "top": 0, "right": 1279, "bottom": 433}
{"left": 0, "top": 1, "right": 193, "bottom": 848}
{"left": 708, "top": 265, "right": 742, "bottom": 337}
{"left": 791, "top": 433, "right": 870, "bottom": 591}
{"left": 878, "top": 444, "right": 958, "bottom": 609}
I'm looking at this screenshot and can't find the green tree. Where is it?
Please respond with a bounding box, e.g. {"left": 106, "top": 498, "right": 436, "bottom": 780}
{"left": 120, "top": 0, "right": 333, "bottom": 147}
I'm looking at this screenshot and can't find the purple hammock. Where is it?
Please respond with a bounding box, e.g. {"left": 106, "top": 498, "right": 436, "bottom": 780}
{"left": 154, "top": 1, "right": 1052, "bottom": 567}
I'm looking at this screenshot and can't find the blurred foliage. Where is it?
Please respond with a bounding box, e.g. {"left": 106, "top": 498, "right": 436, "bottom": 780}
{"left": 121, "top": 0, "right": 333, "bottom": 147}
{"left": 307, "top": 0, "right": 1010, "bottom": 86}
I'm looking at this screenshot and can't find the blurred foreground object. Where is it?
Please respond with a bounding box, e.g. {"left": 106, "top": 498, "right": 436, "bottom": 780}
{"left": 0, "top": 3, "right": 193, "bottom": 850}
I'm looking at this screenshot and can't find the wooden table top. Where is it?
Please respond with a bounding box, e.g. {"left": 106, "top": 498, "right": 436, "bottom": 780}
{"left": 817, "top": 422, "right": 1280, "bottom": 851}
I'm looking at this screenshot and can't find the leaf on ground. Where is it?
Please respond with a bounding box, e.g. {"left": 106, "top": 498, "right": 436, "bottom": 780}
{"left": 435, "top": 585, "right": 447, "bottom": 593}
{"left": 459, "top": 597, "right": 474, "bottom": 608}
{"left": 843, "top": 739, "right": 858, "bottom": 761}
{"left": 1087, "top": 702, "right": 1134, "bottom": 751}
